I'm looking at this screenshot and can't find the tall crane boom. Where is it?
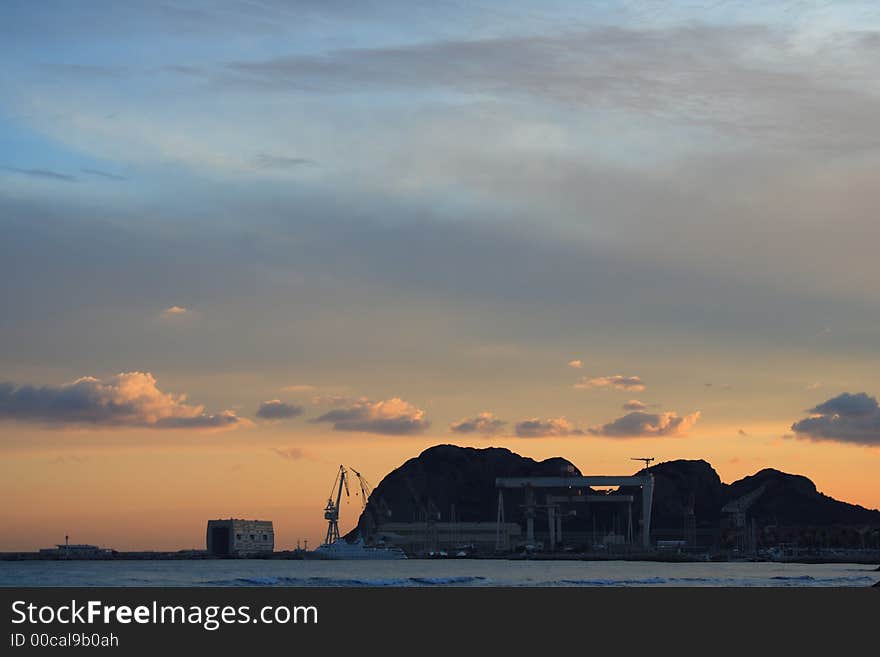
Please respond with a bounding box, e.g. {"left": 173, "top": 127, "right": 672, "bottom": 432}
{"left": 350, "top": 468, "right": 372, "bottom": 510}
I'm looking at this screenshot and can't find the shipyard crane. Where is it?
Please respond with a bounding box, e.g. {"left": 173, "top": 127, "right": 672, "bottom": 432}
{"left": 631, "top": 457, "right": 655, "bottom": 470}
{"left": 323, "top": 465, "right": 350, "bottom": 545}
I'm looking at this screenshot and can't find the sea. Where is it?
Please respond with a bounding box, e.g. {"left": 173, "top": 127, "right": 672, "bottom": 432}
{"left": 1, "top": 560, "right": 878, "bottom": 587}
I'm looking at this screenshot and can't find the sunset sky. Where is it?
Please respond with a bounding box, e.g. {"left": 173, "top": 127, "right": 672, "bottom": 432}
{"left": 2, "top": 1, "right": 880, "bottom": 552}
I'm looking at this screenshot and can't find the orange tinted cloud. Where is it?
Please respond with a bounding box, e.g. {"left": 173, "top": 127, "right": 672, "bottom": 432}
{"left": 270, "top": 447, "right": 306, "bottom": 460}
{"left": 312, "top": 397, "right": 429, "bottom": 435}
{"left": 0, "top": 372, "right": 245, "bottom": 430}
{"left": 159, "top": 305, "right": 189, "bottom": 319}
{"left": 589, "top": 410, "right": 700, "bottom": 438}
{"left": 575, "top": 375, "right": 645, "bottom": 391}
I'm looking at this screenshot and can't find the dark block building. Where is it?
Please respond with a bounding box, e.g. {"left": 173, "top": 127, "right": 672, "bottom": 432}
{"left": 206, "top": 519, "right": 274, "bottom": 556}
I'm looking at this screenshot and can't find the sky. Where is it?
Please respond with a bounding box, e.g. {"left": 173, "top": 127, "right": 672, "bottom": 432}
{"left": 2, "top": 0, "right": 880, "bottom": 551}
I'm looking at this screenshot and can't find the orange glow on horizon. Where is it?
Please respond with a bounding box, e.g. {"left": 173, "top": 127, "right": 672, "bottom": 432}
{"left": 2, "top": 423, "right": 878, "bottom": 552}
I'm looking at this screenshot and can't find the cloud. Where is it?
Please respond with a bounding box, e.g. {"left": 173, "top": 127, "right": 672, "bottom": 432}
{"left": 449, "top": 411, "right": 506, "bottom": 435}
{"left": 567, "top": 359, "right": 583, "bottom": 369}
{"left": 575, "top": 375, "right": 646, "bottom": 392}
{"left": 253, "top": 154, "right": 316, "bottom": 170}
{"left": 256, "top": 399, "right": 304, "bottom": 421}
{"left": 589, "top": 410, "right": 700, "bottom": 438}
{"left": 790, "top": 392, "right": 880, "bottom": 446}
{"left": 223, "top": 24, "right": 880, "bottom": 153}
{"left": 3, "top": 167, "right": 76, "bottom": 182}
{"left": 311, "top": 397, "right": 429, "bottom": 435}
{"left": 81, "top": 167, "right": 126, "bottom": 181}
{"left": 280, "top": 384, "right": 317, "bottom": 392}
{"left": 622, "top": 399, "right": 648, "bottom": 411}
{"left": 159, "top": 305, "right": 190, "bottom": 319}
{"left": 514, "top": 416, "right": 581, "bottom": 438}
{"left": 270, "top": 447, "right": 305, "bottom": 460}
{"left": 9, "top": 15, "right": 880, "bottom": 426}
{"left": 0, "top": 372, "right": 245, "bottom": 430}
{"left": 808, "top": 392, "right": 877, "bottom": 418}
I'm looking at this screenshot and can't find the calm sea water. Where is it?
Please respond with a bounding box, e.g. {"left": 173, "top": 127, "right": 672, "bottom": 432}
{"left": 1, "top": 560, "right": 878, "bottom": 587}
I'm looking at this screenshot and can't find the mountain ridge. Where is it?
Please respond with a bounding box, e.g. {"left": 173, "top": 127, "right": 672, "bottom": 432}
{"left": 350, "top": 444, "right": 880, "bottom": 548}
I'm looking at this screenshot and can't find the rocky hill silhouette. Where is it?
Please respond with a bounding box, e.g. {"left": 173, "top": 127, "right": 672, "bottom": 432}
{"left": 351, "top": 445, "right": 880, "bottom": 546}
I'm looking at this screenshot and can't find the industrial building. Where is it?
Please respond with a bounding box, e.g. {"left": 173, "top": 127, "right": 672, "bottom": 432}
{"left": 206, "top": 519, "right": 274, "bottom": 556}
{"left": 373, "top": 521, "right": 521, "bottom": 555}
{"left": 495, "top": 471, "right": 656, "bottom": 550}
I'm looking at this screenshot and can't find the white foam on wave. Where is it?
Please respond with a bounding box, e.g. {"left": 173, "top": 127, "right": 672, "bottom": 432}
{"left": 197, "top": 575, "right": 492, "bottom": 587}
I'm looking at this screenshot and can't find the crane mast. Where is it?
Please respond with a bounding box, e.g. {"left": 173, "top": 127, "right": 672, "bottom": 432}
{"left": 323, "top": 465, "right": 349, "bottom": 545}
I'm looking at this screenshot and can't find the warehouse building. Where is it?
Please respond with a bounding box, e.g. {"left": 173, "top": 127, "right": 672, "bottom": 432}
{"left": 206, "top": 519, "right": 274, "bottom": 556}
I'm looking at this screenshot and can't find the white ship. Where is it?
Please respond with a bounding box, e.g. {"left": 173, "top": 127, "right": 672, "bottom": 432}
{"left": 313, "top": 536, "right": 407, "bottom": 560}
{"left": 311, "top": 465, "right": 408, "bottom": 560}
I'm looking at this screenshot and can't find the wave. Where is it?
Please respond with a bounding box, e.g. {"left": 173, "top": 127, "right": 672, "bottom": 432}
{"left": 199, "top": 575, "right": 490, "bottom": 587}
{"left": 410, "top": 576, "right": 488, "bottom": 585}
{"left": 556, "top": 576, "right": 674, "bottom": 586}
{"left": 552, "top": 576, "right": 735, "bottom": 586}
{"left": 547, "top": 575, "right": 875, "bottom": 587}
{"left": 768, "top": 575, "right": 874, "bottom": 586}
